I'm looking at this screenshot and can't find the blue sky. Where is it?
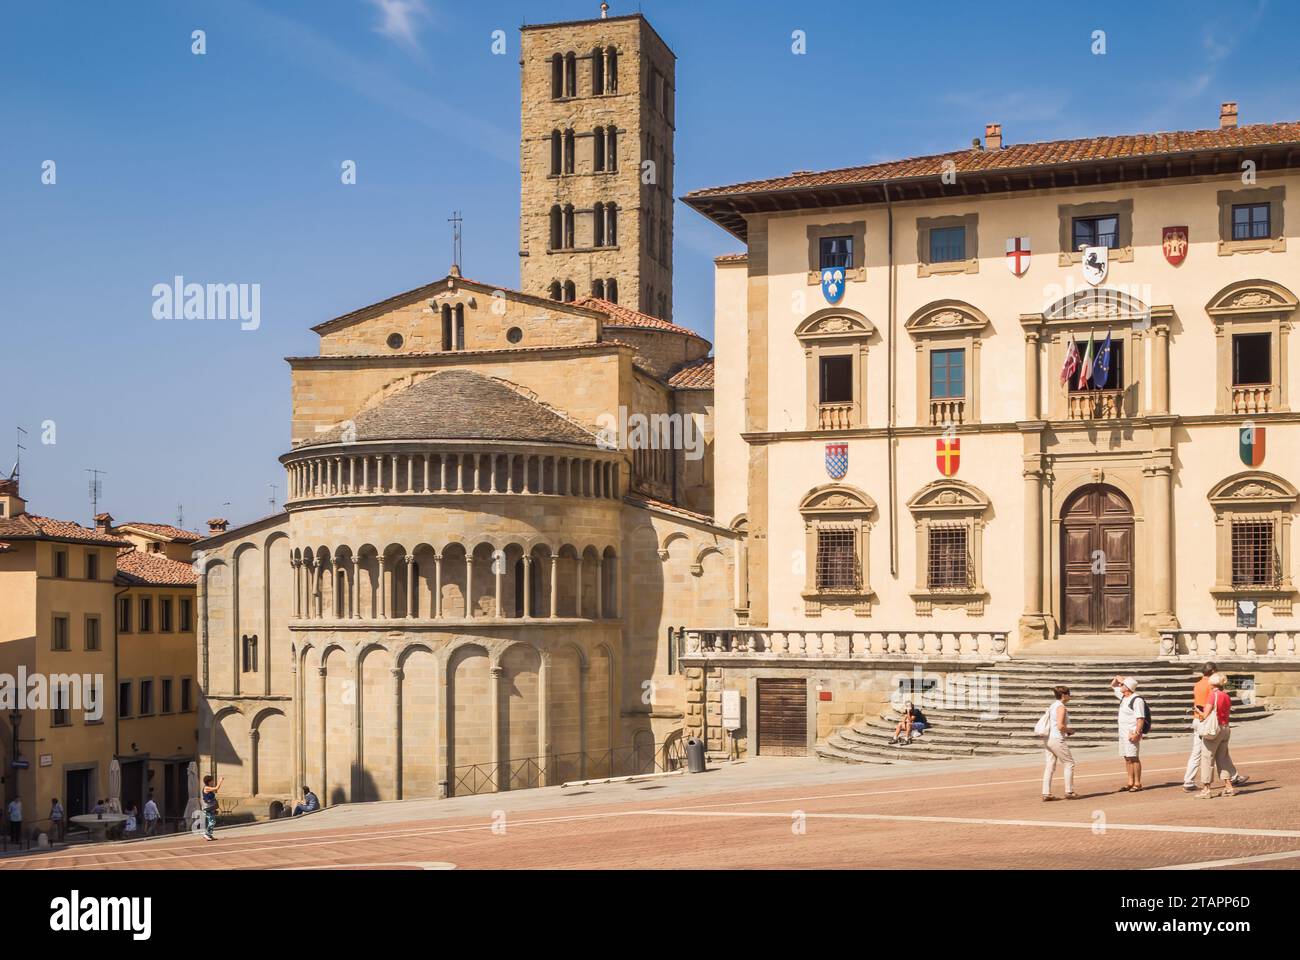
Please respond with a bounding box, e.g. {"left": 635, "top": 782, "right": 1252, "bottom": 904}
{"left": 2, "top": 0, "right": 1294, "bottom": 529}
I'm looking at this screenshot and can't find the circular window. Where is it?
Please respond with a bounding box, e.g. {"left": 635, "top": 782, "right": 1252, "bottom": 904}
{"left": 506, "top": 327, "right": 524, "bottom": 344}
{"left": 386, "top": 333, "right": 404, "bottom": 350}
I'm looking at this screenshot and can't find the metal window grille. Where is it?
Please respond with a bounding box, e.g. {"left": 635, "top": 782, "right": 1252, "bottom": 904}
{"left": 1231, "top": 520, "right": 1278, "bottom": 586}
{"left": 816, "top": 527, "right": 859, "bottom": 592}
{"left": 928, "top": 525, "right": 972, "bottom": 590}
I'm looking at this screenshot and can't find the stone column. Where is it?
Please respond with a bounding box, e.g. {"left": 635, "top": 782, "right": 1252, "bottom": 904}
{"left": 291, "top": 559, "right": 301, "bottom": 618}
{"left": 1018, "top": 451, "right": 1050, "bottom": 645}
{"left": 1024, "top": 330, "right": 1041, "bottom": 420}
{"left": 1153, "top": 324, "right": 1171, "bottom": 415}
{"left": 1144, "top": 455, "right": 1179, "bottom": 633}
{"left": 575, "top": 558, "right": 584, "bottom": 619}
{"left": 377, "top": 556, "right": 387, "bottom": 619}
{"left": 362, "top": 455, "right": 369, "bottom": 492}
{"left": 522, "top": 557, "right": 533, "bottom": 618}
{"left": 538, "top": 652, "right": 551, "bottom": 786}
{"left": 317, "top": 665, "right": 328, "bottom": 800}
{"left": 406, "top": 555, "right": 416, "bottom": 619}
{"left": 489, "top": 665, "right": 504, "bottom": 790}
{"left": 595, "top": 558, "right": 605, "bottom": 619}
{"left": 350, "top": 558, "right": 360, "bottom": 619}
{"left": 494, "top": 552, "right": 504, "bottom": 619}
{"left": 249, "top": 728, "right": 261, "bottom": 796}
{"left": 391, "top": 667, "right": 404, "bottom": 800}
{"left": 465, "top": 553, "right": 475, "bottom": 619}
{"left": 433, "top": 554, "right": 443, "bottom": 619}
{"left": 549, "top": 554, "right": 559, "bottom": 618}
{"left": 577, "top": 660, "right": 589, "bottom": 778}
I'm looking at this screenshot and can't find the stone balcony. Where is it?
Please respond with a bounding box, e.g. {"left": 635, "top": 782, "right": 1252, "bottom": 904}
{"left": 1231, "top": 384, "right": 1273, "bottom": 415}
{"left": 675, "top": 627, "right": 1009, "bottom": 663}
{"left": 1067, "top": 388, "right": 1125, "bottom": 421}
{"left": 817, "top": 402, "right": 854, "bottom": 430}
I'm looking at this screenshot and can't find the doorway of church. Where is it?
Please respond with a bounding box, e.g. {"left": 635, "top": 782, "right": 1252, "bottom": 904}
{"left": 1061, "top": 484, "right": 1135, "bottom": 633}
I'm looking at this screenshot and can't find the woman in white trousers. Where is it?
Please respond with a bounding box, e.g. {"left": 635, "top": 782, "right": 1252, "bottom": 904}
{"left": 1042, "top": 685, "right": 1078, "bottom": 801}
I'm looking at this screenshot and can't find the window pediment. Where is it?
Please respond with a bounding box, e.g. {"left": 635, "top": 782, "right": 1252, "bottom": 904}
{"left": 800, "top": 484, "right": 877, "bottom": 517}
{"left": 1208, "top": 471, "right": 1299, "bottom": 509}
{"left": 905, "top": 301, "right": 989, "bottom": 338}
{"left": 795, "top": 309, "right": 875, "bottom": 344}
{"left": 1206, "top": 280, "right": 1298, "bottom": 320}
{"left": 908, "top": 479, "right": 991, "bottom": 515}
{"left": 1043, "top": 287, "right": 1154, "bottom": 325}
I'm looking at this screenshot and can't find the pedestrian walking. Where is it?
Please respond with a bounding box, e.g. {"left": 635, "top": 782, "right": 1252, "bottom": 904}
{"left": 1194, "top": 673, "right": 1249, "bottom": 799}
{"left": 6, "top": 797, "right": 21, "bottom": 843}
{"left": 143, "top": 791, "right": 160, "bottom": 836}
{"left": 201, "top": 775, "right": 224, "bottom": 840}
{"left": 1182, "top": 661, "right": 1245, "bottom": 792}
{"left": 1110, "top": 675, "right": 1147, "bottom": 791}
{"left": 1038, "top": 685, "right": 1078, "bottom": 801}
{"left": 49, "top": 798, "right": 64, "bottom": 842}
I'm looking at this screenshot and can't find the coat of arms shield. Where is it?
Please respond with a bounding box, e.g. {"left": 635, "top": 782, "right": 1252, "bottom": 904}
{"left": 1240, "top": 425, "right": 1266, "bottom": 467}
{"left": 821, "top": 267, "right": 846, "bottom": 305}
{"left": 825, "top": 443, "right": 848, "bottom": 480}
{"left": 1081, "top": 246, "right": 1108, "bottom": 286}
{"left": 1162, "top": 226, "right": 1188, "bottom": 266}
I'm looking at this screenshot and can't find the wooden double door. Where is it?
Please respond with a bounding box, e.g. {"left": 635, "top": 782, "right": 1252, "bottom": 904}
{"left": 756, "top": 678, "right": 808, "bottom": 756}
{"left": 1061, "top": 485, "right": 1134, "bottom": 633}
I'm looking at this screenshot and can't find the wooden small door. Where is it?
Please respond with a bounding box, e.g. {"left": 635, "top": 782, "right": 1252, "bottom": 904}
{"left": 757, "top": 678, "right": 808, "bottom": 756}
{"left": 1061, "top": 485, "right": 1134, "bottom": 633}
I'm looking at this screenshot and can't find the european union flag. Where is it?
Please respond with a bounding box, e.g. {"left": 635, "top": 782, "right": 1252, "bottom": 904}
{"left": 1092, "top": 331, "right": 1113, "bottom": 388}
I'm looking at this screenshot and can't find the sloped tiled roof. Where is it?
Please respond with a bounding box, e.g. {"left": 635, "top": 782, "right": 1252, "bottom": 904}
{"left": 685, "top": 120, "right": 1300, "bottom": 239}
{"left": 575, "top": 297, "right": 707, "bottom": 340}
{"left": 667, "top": 357, "right": 714, "bottom": 389}
{"left": 714, "top": 253, "right": 748, "bottom": 263}
{"left": 117, "top": 522, "right": 203, "bottom": 543}
{"left": 687, "top": 121, "right": 1300, "bottom": 200}
{"left": 115, "top": 547, "right": 197, "bottom": 587}
{"left": 0, "top": 513, "right": 130, "bottom": 547}
{"left": 299, "top": 370, "right": 599, "bottom": 448}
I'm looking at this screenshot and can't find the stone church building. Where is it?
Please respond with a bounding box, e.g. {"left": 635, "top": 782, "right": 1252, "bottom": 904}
{"left": 195, "top": 10, "right": 735, "bottom": 810}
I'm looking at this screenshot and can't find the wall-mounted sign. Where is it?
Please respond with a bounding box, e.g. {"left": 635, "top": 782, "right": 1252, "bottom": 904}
{"left": 721, "top": 689, "right": 742, "bottom": 731}
{"left": 1236, "top": 599, "right": 1258, "bottom": 628}
{"left": 39, "top": 754, "right": 53, "bottom": 767}
{"left": 10, "top": 759, "right": 29, "bottom": 770}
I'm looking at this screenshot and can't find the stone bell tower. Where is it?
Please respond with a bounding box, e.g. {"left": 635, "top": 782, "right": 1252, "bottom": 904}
{"left": 519, "top": 4, "right": 676, "bottom": 320}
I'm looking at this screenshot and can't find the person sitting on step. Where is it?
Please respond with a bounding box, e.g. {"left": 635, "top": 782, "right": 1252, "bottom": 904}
{"left": 889, "top": 701, "right": 928, "bottom": 744}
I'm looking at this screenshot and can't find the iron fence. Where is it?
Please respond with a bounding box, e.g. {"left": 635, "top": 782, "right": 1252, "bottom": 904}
{"left": 449, "top": 740, "right": 685, "bottom": 797}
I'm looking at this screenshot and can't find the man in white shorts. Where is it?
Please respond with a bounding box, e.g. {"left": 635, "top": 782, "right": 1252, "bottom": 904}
{"left": 1110, "top": 675, "right": 1146, "bottom": 792}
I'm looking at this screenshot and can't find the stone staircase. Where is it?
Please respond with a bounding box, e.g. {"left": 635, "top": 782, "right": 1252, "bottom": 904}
{"left": 817, "top": 660, "right": 1270, "bottom": 764}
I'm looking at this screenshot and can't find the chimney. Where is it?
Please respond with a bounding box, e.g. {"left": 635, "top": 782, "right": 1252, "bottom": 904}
{"left": 600, "top": 2, "right": 609, "bottom": 18}
{"left": 984, "top": 123, "right": 1003, "bottom": 151}
{"left": 207, "top": 517, "right": 229, "bottom": 535}
{"left": 94, "top": 512, "right": 113, "bottom": 535}
{"left": 1220, "top": 102, "right": 1238, "bottom": 129}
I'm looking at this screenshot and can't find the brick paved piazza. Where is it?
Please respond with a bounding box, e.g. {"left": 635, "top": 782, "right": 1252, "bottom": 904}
{"left": 6, "top": 716, "right": 1298, "bottom": 871}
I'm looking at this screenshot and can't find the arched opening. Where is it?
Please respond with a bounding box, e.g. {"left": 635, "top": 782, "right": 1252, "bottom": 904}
{"left": 606, "top": 278, "right": 618, "bottom": 303}
{"left": 592, "top": 278, "right": 606, "bottom": 300}
{"left": 593, "top": 125, "right": 606, "bottom": 171}
{"left": 606, "top": 127, "right": 617, "bottom": 171}
{"left": 563, "top": 129, "right": 575, "bottom": 175}
{"left": 550, "top": 53, "right": 563, "bottom": 99}
{"left": 1060, "top": 484, "right": 1134, "bottom": 634}
{"left": 549, "top": 205, "right": 562, "bottom": 250}
{"left": 606, "top": 46, "right": 618, "bottom": 91}
{"left": 593, "top": 201, "right": 606, "bottom": 247}
{"left": 549, "top": 130, "right": 562, "bottom": 175}
{"left": 563, "top": 280, "right": 576, "bottom": 303}
{"left": 591, "top": 47, "right": 604, "bottom": 95}
{"left": 564, "top": 52, "right": 577, "bottom": 97}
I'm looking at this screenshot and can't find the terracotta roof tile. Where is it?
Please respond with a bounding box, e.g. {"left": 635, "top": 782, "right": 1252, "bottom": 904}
{"left": 0, "top": 513, "right": 130, "bottom": 547}
{"left": 115, "top": 548, "right": 197, "bottom": 587}
{"left": 575, "top": 297, "right": 707, "bottom": 339}
{"left": 118, "top": 522, "right": 203, "bottom": 543}
{"left": 667, "top": 357, "right": 714, "bottom": 389}
{"left": 714, "top": 253, "right": 748, "bottom": 263}
{"left": 624, "top": 494, "right": 718, "bottom": 527}
{"left": 686, "top": 121, "right": 1300, "bottom": 201}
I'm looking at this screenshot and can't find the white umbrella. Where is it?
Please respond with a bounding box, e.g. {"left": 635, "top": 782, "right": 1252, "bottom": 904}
{"left": 107, "top": 758, "right": 122, "bottom": 814}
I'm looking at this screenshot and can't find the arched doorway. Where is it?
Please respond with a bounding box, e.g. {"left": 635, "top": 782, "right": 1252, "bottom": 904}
{"left": 1060, "top": 484, "right": 1134, "bottom": 633}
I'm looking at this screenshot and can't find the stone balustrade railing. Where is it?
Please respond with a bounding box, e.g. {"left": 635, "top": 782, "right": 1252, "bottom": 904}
{"left": 1230, "top": 385, "right": 1272, "bottom": 415}
{"left": 1067, "top": 388, "right": 1125, "bottom": 421}
{"left": 1159, "top": 630, "right": 1300, "bottom": 660}
{"left": 675, "top": 628, "right": 1009, "bottom": 661}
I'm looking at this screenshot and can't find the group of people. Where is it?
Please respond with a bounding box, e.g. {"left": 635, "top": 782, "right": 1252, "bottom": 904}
{"left": 1040, "top": 662, "right": 1250, "bottom": 800}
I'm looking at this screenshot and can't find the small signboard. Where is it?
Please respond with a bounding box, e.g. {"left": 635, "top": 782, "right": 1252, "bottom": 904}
{"left": 1236, "top": 599, "right": 1258, "bottom": 628}
{"left": 721, "top": 689, "right": 742, "bottom": 731}
{"left": 39, "top": 754, "right": 53, "bottom": 767}
{"left": 10, "top": 759, "right": 29, "bottom": 770}
{"left": 1237, "top": 678, "right": 1257, "bottom": 707}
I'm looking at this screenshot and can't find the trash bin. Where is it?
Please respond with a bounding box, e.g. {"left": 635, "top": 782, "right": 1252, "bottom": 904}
{"left": 685, "top": 737, "right": 706, "bottom": 774}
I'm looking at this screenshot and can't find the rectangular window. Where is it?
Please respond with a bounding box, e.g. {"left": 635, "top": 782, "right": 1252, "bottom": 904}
{"left": 1233, "top": 333, "right": 1271, "bottom": 385}
{"left": 54, "top": 550, "right": 68, "bottom": 579}
{"left": 85, "top": 552, "right": 99, "bottom": 581}
{"left": 815, "top": 527, "right": 859, "bottom": 592}
{"left": 819, "top": 355, "right": 854, "bottom": 405}
{"left": 160, "top": 597, "right": 174, "bottom": 632}
{"left": 1072, "top": 215, "right": 1120, "bottom": 250}
{"left": 52, "top": 615, "right": 70, "bottom": 651}
{"left": 928, "top": 526, "right": 971, "bottom": 590}
{"left": 139, "top": 597, "right": 153, "bottom": 633}
{"left": 84, "top": 615, "right": 101, "bottom": 651}
{"left": 180, "top": 598, "right": 193, "bottom": 632}
{"left": 1231, "top": 521, "right": 1277, "bottom": 587}
{"left": 181, "top": 678, "right": 193, "bottom": 712}
{"left": 117, "top": 597, "right": 132, "bottom": 633}
{"left": 929, "top": 226, "right": 966, "bottom": 263}
{"left": 1232, "top": 203, "right": 1271, "bottom": 241}
{"left": 1068, "top": 340, "right": 1125, "bottom": 391}
{"left": 161, "top": 678, "right": 173, "bottom": 714}
{"left": 52, "top": 706, "right": 70, "bottom": 727}
{"left": 819, "top": 236, "right": 853, "bottom": 270}
{"left": 119, "top": 681, "right": 133, "bottom": 719}
{"left": 139, "top": 679, "right": 154, "bottom": 716}
{"left": 930, "top": 348, "right": 966, "bottom": 399}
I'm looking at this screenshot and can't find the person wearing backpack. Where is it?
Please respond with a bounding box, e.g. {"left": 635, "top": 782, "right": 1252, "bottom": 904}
{"left": 1110, "top": 676, "right": 1147, "bottom": 792}
{"left": 1038, "top": 685, "right": 1078, "bottom": 801}
{"left": 1194, "top": 673, "right": 1249, "bottom": 799}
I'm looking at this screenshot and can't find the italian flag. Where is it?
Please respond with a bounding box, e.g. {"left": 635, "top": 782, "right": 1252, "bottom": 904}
{"left": 1078, "top": 331, "right": 1096, "bottom": 388}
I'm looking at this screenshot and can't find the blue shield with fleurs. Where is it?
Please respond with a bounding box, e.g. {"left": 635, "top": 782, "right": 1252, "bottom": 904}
{"left": 821, "top": 267, "right": 846, "bottom": 305}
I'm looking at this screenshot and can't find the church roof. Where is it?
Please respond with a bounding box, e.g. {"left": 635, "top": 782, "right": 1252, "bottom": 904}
{"left": 299, "top": 370, "right": 600, "bottom": 448}
{"left": 117, "top": 521, "right": 203, "bottom": 543}
{"left": 666, "top": 357, "right": 714, "bottom": 389}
